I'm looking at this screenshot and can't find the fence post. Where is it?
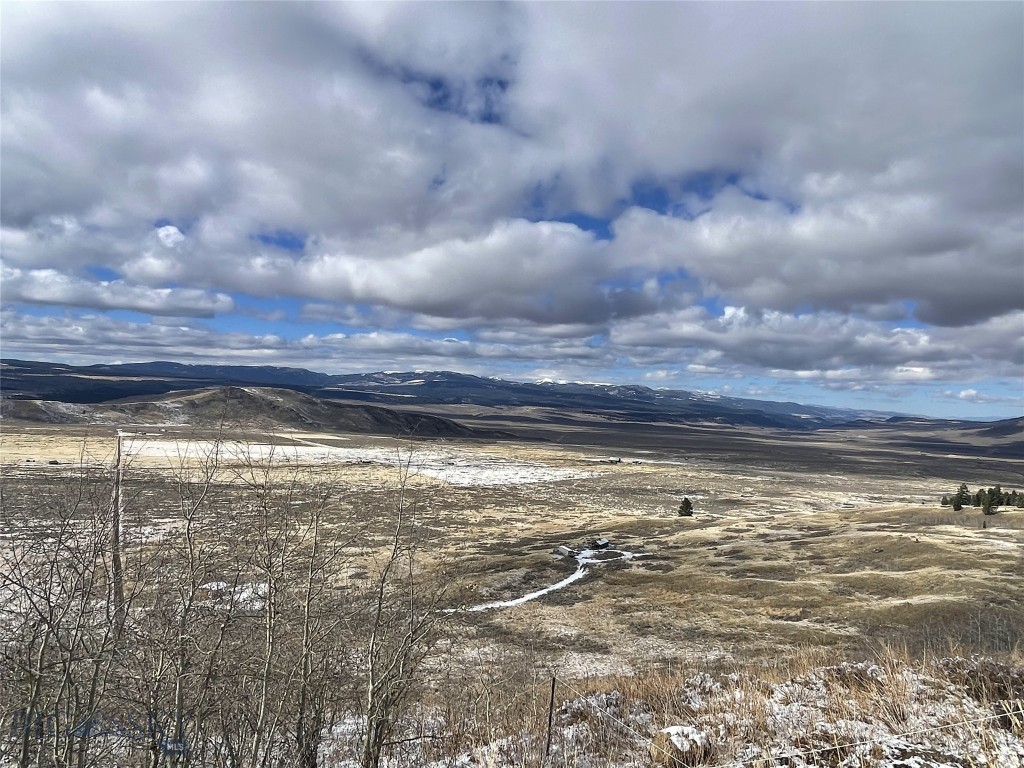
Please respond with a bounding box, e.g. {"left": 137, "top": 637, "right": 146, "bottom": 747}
{"left": 544, "top": 676, "right": 556, "bottom": 763}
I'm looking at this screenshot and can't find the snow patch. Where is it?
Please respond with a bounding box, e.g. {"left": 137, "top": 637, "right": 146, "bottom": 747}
{"left": 125, "top": 439, "right": 594, "bottom": 487}
{"left": 662, "top": 724, "right": 711, "bottom": 753}
{"left": 456, "top": 548, "right": 648, "bottom": 612}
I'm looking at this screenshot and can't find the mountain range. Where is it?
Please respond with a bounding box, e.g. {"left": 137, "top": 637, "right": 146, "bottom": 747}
{"left": 3, "top": 359, "right": 1021, "bottom": 460}
{"left": 0, "top": 358, "right": 906, "bottom": 430}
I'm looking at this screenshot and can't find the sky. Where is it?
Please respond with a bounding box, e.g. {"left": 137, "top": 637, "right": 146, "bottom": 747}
{"left": 1, "top": 2, "right": 1022, "bottom": 419}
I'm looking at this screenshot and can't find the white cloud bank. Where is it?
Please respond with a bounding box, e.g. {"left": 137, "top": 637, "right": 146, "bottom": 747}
{"left": 0, "top": 2, "right": 1021, "bottom": 415}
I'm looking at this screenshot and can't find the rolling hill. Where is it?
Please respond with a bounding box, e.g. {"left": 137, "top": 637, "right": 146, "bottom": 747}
{"left": 0, "top": 384, "right": 492, "bottom": 439}
{"left": 2, "top": 359, "right": 902, "bottom": 430}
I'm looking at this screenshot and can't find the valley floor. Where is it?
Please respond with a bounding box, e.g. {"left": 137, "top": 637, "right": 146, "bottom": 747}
{"left": 1, "top": 422, "right": 1021, "bottom": 765}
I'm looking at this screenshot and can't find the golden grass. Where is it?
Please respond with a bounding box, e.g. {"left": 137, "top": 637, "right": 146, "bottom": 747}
{"left": 4, "top": 425, "right": 1023, "bottom": 670}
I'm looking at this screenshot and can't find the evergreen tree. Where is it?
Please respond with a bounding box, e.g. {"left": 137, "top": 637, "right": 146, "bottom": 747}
{"left": 954, "top": 483, "right": 971, "bottom": 508}
{"left": 952, "top": 497, "right": 963, "bottom": 511}
{"left": 940, "top": 495, "right": 951, "bottom": 507}
{"left": 679, "top": 497, "right": 694, "bottom": 517}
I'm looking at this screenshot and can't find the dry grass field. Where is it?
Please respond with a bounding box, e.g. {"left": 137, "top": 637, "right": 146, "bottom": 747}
{"left": 3, "top": 420, "right": 1021, "bottom": 674}
{"left": 2, "top": 417, "right": 1022, "bottom": 766}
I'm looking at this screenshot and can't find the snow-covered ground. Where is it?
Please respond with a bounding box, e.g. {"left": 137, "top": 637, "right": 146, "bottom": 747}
{"left": 285, "top": 657, "right": 1024, "bottom": 768}
{"left": 198, "top": 580, "right": 268, "bottom": 610}
{"left": 456, "top": 548, "right": 648, "bottom": 612}
{"left": 427, "top": 658, "right": 1024, "bottom": 768}
{"left": 122, "top": 438, "right": 595, "bottom": 487}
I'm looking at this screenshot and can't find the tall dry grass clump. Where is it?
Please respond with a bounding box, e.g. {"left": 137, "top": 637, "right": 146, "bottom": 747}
{"left": 501, "top": 644, "right": 1024, "bottom": 768}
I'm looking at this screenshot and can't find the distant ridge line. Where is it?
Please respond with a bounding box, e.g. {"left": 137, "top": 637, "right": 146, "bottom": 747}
{"left": 0, "top": 358, "right": 1004, "bottom": 430}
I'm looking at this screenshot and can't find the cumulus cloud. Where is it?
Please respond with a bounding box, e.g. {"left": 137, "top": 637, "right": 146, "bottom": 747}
{"left": 2, "top": 266, "right": 234, "bottom": 317}
{"left": 1, "top": 2, "right": 1021, "bottom": 415}
{"left": 610, "top": 188, "right": 1022, "bottom": 327}
{"left": 0, "top": 310, "right": 603, "bottom": 373}
{"left": 612, "top": 306, "right": 1024, "bottom": 384}
{"left": 951, "top": 389, "right": 1024, "bottom": 408}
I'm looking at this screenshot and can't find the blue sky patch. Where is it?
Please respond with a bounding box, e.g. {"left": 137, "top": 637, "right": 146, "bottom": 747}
{"left": 105, "top": 309, "right": 157, "bottom": 323}
{"left": 253, "top": 230, "right": 307, "bottom": 252}
{"left": 401, "top": 73, "right": 508, "bottom": 124}
{"left": 556, "top": 212, "right": 613, "bottom": 240}
{"left": 152, "top": 218, "right": 196, "bottom": 234}
{"left": 624, "top": 171, "right": 742, "bottom": 218}
{"left": 358, "top": 44, "right": 513, "bottom": 126}
{"left": 86, "top": 265, "right": 121, "bottom": 281}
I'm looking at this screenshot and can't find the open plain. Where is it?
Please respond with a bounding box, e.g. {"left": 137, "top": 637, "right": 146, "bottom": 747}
{"left": 2, "top": 400, "right": 1023, "bottom": 766}
{"left": 3, "top": 414, "right": 1021, "bottom": 674}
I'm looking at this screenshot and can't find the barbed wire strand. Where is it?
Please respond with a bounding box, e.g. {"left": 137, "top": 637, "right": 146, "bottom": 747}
{"left": 554, "top": 674, "right": 1022, "bottom": 768}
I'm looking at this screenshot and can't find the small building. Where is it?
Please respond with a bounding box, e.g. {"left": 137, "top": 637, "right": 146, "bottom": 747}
{"left": 556, "top": 545, "right": 577, "bottom": 557}
{"left": 591, "top": 538, "right": 611, "bottom": 550}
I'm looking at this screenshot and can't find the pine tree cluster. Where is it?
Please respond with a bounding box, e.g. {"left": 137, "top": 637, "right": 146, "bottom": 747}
{"left": 940, "top": 483, "right": 1022, "bottom": 514}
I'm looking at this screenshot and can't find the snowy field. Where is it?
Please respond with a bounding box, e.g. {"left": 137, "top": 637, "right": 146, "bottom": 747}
{"left": 121, "top": 437, "right": 596, "bottom": 487}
